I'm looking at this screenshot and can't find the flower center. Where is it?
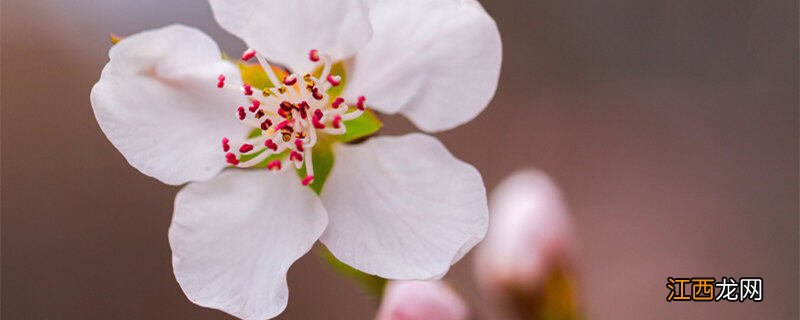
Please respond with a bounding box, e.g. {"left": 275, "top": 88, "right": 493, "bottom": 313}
{"left": 217, "top": 48, "right": 367, "bottom": 186}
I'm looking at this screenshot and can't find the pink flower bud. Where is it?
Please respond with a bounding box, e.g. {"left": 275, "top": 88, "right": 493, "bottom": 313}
{"left": 375, "top": 281, "right": 470, "bottom": 320}
{"left": 473, "top": 169, "right": 578, "bottom": 318}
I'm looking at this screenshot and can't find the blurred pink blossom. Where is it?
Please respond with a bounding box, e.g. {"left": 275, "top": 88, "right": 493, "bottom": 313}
{"left": 473, "top": 169, "right": 578, "bottom": 318}
{"left": 375, "top": 281, "right": 470, "bottom": 320}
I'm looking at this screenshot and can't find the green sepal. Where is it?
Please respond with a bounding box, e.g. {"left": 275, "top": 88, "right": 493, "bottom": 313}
{"left": 237, "top": 62, "right": 286, "bottom": 90}
{"left": 336, "top": 109, "right": 383, "bottom": 143}
{"left": 318, "top": 246, "right": 387, "bottom": 297}
{"left": 109, "top": 33, "right": 122, "bottom": 44}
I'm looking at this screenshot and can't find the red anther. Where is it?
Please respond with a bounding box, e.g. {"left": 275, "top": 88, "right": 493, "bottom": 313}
{"left": 241, "top": 49, "right": 256, "bottom": 61}
{"left": 294, "top": 139, "right": 305, "bottom": 152}
{"left": 275, "top": 120, "right": 290, "bottom": 130}
{"left": 332, "top": 115, "right": 342, "bottom": 129}
{"left": 252, "top": 99, "right": 260, "bottom": 108}
{"left": 326, "top": 75, "right": 341, "bottom": 86}
{"left": 218, "top": 74, "right": 226, "bottom": 81}
{"left": 243, "top": 84, "right": 253, "bottom": 96}
{"left": 357, "top": 96, "right": 366, "bottom": 110}
{"left": 280, "top": 101, "right": 293, "bottom": 111}
{"left": 222, "top": 137, "right": 230, "bottom": 152}
{"left": 264, "top": 139, "right": 278, "bottom": 151}
{"left": 267, "top": 160, "right": 282, "bottom": 171}
{"left": 248, "top": 104, "right": 259, "bottom": 113}
{"left": 312, "top": 117, "right": 326, "bottom": 129}
{"left": 331, "top": 97, "right": 345, "bottom": 109}
{"left": 278, "top": 108, "right": 291, "bottom": 118}
{"left": 308, "top": 49, "right": 320, "bottom": 62}
{"left": 225, "top": 152, "right": 240, "bottom": 165}
{"left": 299, "top": 102, "right": 311, "bottom": 119}
{"left": 217, "top": 74, "right": 226, "bottom": 88}
{"left": 239, "top": 143, "right": 254, "bottom": 153}
{"left": 313, "top": 109, "right": 324, "bottom": 120}
{"left": 260, "top": 119, "right": 272, "bottom": 130}
{"left": 290, "top": 151, "right": 303, "bottom": 162}
{"left": 312, "top": 89, "right": 324, "bottom": 100}
{"left": 237, "top": 106, "right": 246, "bottom": 120}
{"left": 283, "top": 74, "right": 297, "bottom": 86}
{"left": 301, "top": 175, "right": 315, "bottom": 186}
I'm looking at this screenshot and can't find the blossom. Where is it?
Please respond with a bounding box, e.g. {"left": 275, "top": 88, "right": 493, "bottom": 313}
{"left": 473, "top": 170, "right": 578, "bottom": 319}
{"left": 375, "top": 281, "right": 470, "bottom": 320}
{"left": 90, "top": 0, "right": 501, "bottom": 319}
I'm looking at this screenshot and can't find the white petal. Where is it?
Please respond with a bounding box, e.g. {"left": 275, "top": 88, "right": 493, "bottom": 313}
{"left": 343, "top": 0, "right": 502, "bottom": 132}
{"left": 320, "top": 133, "right": 488, "bottom": 279}
{"left": 169, "top": 170, "right": 327, "bottom": 320}
{"left": 208, "top": 0, "right": 372, "bottom": 73}
{"left": 91, "top": 24, "right": 248, "bottom": 185}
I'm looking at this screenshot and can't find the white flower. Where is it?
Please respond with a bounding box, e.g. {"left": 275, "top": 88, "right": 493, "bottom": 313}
{"left": 90, "top": 0, "right": 501, "bottom": 319}
{"left": 375, "top": 281, "right": 470, "bottom": 320}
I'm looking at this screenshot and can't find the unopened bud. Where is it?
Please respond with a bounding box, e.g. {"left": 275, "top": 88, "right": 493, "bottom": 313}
{"left": 375, "top": 281, "right": 469, "bottom": 320}
{"left": 473, "top": 169, "right": 579, "bottom": 319}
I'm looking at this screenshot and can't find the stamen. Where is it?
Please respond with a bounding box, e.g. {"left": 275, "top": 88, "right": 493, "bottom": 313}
{"left": 331, "top": 97, "right": 344, "bottom": 109}
{"left": 265, "top": 139, "right": 278, "bottom": 151}
{"left": 260, "top": 119, "right": 273, "bottom": 130}
{"left": 357, "top": 96, "right": 366, "bottom": 110}
{"left": 267, "top": 160, "right": 282, "bottom": 171}
{"left": 283, "top": 74, "right": 297, "bottom": 85}
{"left": 221, "top": 137, "right": 230, "bottom": 152}
{"left": 248, "top": 100, "right": 260, "bottom": 112}
{"left": 225, "top": 152, "right": 240, "bottom": 165}
{"left": 298, "top": 101, "right": 310, "bottom": 111}
{"left": 241, "top": 48, "right": 256, "bottom": 61}
{"left": 326, "top": 75, "right": 341, "bottom": 86}
{"left": 308, "top": 49, "right": 320, "bottom": 62}
{"left": 294, "top": 139, "right": 305, "bottom": 152}
{"left": 275, "top": 120, "right": 290, "bottom": 131}
{"left": 239, "top": 143, "right": 254, "bottom": 153}
{"left": 311, "top": 87, "right": 323, "bottom": 100}
{"left": 312, "top": 117, "right": 326, "bottom": 129}
{"left": 332, "top": 115, "right": 342, "bottom": 129}
{"left": 218, "top": 49, "right": 371, "bottom": 185}
{"left": 255, "top": 52, "right": 282, "bottom": 89}
{"left": 290, "top": 150, "right": 303, "bottom": 162}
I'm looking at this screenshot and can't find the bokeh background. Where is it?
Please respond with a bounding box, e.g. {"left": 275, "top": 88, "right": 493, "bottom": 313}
{"left": 2, "top": 0, "right": 797, "bottom": 319}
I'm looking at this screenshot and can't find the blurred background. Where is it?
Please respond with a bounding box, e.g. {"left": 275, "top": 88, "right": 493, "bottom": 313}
{"left": 1, "top": 0, "right": 797, "bottom": 319}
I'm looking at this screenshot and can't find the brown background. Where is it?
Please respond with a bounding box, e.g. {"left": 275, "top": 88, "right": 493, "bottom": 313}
{"left": 2, "top": 0, "right": 797, "bottom": 319}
